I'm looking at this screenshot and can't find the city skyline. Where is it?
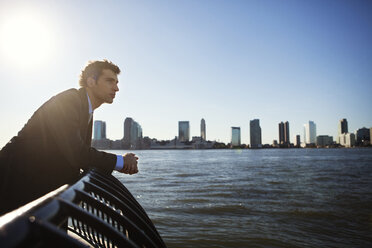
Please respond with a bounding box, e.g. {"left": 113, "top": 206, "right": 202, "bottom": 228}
{"left": 93, "top": 116, "right": 370, "bottom": 147}
{"left": 0, "top": 1, "right": 371, "bottom": 147}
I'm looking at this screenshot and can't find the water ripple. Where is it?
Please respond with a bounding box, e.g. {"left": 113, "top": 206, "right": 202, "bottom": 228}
{"left": 113, "top": 149, "right": 372, "bottom": 248}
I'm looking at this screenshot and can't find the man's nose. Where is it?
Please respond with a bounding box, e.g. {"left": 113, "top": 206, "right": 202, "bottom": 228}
{"left": 114, "top": 84, "right": 119, "bottom": 91}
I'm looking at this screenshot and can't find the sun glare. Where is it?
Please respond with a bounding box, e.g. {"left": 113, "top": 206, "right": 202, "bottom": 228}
{"left": 0, "top": 11, "right": 54, "bottom": 68}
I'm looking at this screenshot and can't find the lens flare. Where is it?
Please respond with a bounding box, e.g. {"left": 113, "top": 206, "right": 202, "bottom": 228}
{"left": 0, "top": 11, "right": 54, "bottom": 68}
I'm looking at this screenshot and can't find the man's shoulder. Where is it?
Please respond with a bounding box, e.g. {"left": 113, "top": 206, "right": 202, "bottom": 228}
{"left": 53, "top": 88, "right": 86, "bottom": 100}
{"left": 45, "top": 88, "right": 86, "bottom": 109}
{"left": 57, "top": 88, "right": 80, "bottom": 97}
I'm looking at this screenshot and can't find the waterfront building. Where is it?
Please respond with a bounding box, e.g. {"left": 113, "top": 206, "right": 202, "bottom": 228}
{"left": 179, "top": 121, "right": 190, "bottom": 142}
{"left": 337, "top": 118, "right": 348, "bottom": 143}
{"left": 132, "top": 123, "right": 142, "bottom": 145}
{"left": 294, "top": 135, "right": 301, "bottom": 147}
{"left": 339, "top": 133, "right": 355, "bottom": 147}
{"left": 124, "top": 117, "right": 143, "bottom": 149}
{"left": 92, "top": 120, "right": 110, "bottom": 149}
{"left": 316, "top": 135, "right": 333, "bottom": 147}
{"left": 124, "top": 118, "right": 133, "bottom": 145}
{"left": 278, "top": 121, "right": 290, "bottom": 145}
{"left": 304, "top": 121, "right": 316, "bottom": 144}
{"left": 93, "top": 120, "right": 106, "bottom": 140}
{"left": 250, "top": 119, "right": 262, "bottom": 148}
{"left": 201, "top": 118, "right": 206, "bottom": 141}
{"left": 345, "top": 133, "right": 355, "bottom": 147}
{"left": 279, "top": 122, "right": 284, "bottom": 144}
{"left": 231, "top": 127, "right": 241, "bottom": 147}
{"left": 338, "top": 118, "right": 348, "bottom": 135}
{"left": 355, "top": 127, "right": 370, "bottom": 146}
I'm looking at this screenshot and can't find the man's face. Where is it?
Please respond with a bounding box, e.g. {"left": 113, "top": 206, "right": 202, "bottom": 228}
{"left": 91, "top": 69, "right": 119, "bottom": 104}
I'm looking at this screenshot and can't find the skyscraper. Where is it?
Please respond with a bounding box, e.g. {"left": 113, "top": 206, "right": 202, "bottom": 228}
{"left": 201, "top": 118, "right": 206, "bottom": 141}
{"left": 231, "top": 127, "right": 241, "bottom": 146}
{"left": 278, "top": 121, "right": 290, "bottom": 145}
{"left": 179, "top": 121, "right": 190, "bottom": 142}
{"left": 123, "top": 117, "right": 143, "bottom": 148}
{"left": 124, "top": 117, "right": 133, "bottom": 144}
{"left": 304, "top": 121, "right": 316, "bottom": 144}
{"left": 93, "top": 120, "right": 106, "bottom": 140}
{"left": 102, "top": 122, "right": 106, "bottom": 139}
{"left": 295, "top": 135, "right": 301, "bottom": 147}
{"left": 250, "top": 119, "right": 262, "bottom": 148}
{"left": 338, "top": 118, "right": 348, "bottom": 144}
{"left": 338, "top": 118, "right": 348, "bottom": 135}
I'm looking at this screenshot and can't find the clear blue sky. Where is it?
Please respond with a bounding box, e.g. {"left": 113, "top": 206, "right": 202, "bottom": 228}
{"left": 0, "top": 0, "right": 371, "bottom": 147}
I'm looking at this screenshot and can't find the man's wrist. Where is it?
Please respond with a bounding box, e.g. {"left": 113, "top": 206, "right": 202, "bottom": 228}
{"left": 115, "top": 155, "right": 124, "bottom": 171}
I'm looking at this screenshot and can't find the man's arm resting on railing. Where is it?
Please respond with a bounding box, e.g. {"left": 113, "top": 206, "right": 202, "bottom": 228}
{"left": 116, "top": 153, "right": 139, "bottom": 175}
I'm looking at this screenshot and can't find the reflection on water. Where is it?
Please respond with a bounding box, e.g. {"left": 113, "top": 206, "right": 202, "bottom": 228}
{"left": 112, "top": 149, "right": 372, "bottom": 248}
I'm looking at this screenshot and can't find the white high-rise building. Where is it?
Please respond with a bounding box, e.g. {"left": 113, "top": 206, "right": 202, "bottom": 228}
{"left": 339, "top": 133, "right": 355, "bottom": 147}
{"left": 304, "top": 121, "right": 316, "bottom": 144}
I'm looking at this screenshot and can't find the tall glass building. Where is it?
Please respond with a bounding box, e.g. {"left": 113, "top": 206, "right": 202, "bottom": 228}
{"left": 179, "top": 121, "right": 190, "bottom": 142}
{"left": 304, "top": 121, "right": 316, "bottom": 144}
{"left": 231, "top": 127, "right": 241, "bottom": 146}
{"left": 93, "top": 120, "right": 106, "bottom": 140}
{"left": 123, "top": 117, "right": 143, "bottom": 148}
{"left": 250, "top": 119, "right": 262, "bottom": 148}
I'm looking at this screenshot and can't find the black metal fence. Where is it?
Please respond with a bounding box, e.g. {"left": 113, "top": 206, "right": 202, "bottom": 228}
{"left": 0, "top": 170, "right": 167, "bottom": 248}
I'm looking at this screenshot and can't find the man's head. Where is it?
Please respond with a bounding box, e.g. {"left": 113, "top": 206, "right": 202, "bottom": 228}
{"left": 79, "top": 60, "right": 120, "bottom": 87}
{"left": 81, "top": 60, "right": 121, "bottom": 109}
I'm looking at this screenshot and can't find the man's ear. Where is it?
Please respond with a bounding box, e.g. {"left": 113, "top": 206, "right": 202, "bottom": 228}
{"left": 87, "top": 77, "right": 96, "bottom": 87}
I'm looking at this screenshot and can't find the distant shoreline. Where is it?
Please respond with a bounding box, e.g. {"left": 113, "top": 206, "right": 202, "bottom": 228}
{"left": 101, "top": 146, "right": 372, "bottom": 151}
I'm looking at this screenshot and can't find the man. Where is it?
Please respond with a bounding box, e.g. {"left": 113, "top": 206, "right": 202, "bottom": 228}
{"left": 0, "top": 60, "right": 138, "bottom": 215}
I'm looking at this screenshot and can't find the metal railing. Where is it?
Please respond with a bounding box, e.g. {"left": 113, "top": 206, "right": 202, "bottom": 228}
{"left": 0, "top": 170, "right": 167, "bottom": 248}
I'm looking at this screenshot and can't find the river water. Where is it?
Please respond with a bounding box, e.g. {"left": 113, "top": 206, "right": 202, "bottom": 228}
{"left": 111, "top": 148, "right": 372, "bottom": 248}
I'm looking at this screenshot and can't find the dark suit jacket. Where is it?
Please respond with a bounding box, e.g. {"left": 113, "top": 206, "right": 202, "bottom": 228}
{"left": 0, "top": 88, "right": 116, "bottom": 215}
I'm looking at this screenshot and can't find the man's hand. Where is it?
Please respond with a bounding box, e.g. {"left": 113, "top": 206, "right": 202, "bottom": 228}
{"left": 119, "top": 153, "right": 139, "bottom": 175}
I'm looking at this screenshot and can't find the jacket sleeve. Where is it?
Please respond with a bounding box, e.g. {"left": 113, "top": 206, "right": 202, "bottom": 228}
{"left": 40, "top": 90, "right": 116, "bottom": 174}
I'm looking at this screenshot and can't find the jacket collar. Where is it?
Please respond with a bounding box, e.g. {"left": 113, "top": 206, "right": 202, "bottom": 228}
{"left": 78, "top": 87, "right": 91, "bottom": 122}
